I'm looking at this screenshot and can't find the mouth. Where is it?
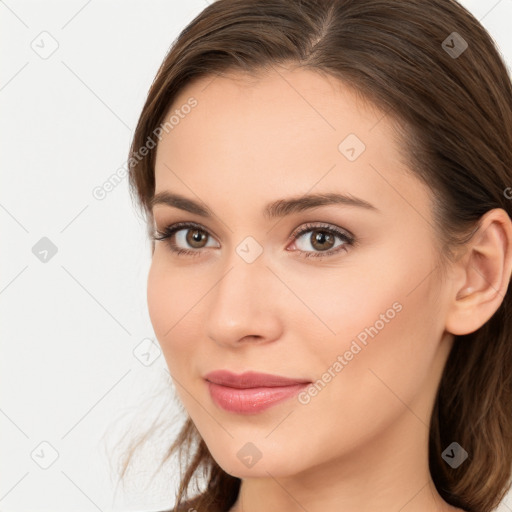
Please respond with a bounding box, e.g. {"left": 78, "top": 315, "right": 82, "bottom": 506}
{"left": 204, "top": 370, "right": 311, "bottom": 414}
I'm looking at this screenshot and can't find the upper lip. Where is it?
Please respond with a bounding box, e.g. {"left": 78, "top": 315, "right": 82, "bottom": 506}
{"left": 204, "top": 370, "right": 311, "bottom": 389}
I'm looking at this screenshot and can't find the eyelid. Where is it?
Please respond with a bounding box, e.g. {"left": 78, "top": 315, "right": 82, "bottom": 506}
{"left": 287, "top": 222, "right": 354, "bottom": 244}
{"left": 154, "top": 221, "right": 220, "bottom": 244}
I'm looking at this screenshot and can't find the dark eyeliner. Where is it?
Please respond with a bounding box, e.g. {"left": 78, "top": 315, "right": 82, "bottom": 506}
{"left": 152, "top": 221, "right": 356, "bottom": 259}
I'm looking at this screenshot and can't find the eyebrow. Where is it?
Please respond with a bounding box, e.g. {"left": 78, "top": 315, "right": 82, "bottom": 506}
{"left": 150, "top": 191, "right": 379, "bottom": 219}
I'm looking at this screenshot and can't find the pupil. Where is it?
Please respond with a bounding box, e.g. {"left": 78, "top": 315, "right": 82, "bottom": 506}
{"left": 187, "top": 229, "right": 205, "bottom": 247}
{"left": 313, "top": 231, "right": 333, "bottom": 250}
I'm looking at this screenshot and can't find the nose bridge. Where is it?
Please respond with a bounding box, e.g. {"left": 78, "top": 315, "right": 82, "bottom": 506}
{"left": 205, "top": 244, "right": 282, "bottom": 344}
{"left": 217, "top": 232, "right": 269, "bottom": 302}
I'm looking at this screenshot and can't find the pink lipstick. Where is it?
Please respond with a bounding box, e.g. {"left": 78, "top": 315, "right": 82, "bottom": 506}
{"left": 204, "top": 370, "right": 311, "bottom": 414}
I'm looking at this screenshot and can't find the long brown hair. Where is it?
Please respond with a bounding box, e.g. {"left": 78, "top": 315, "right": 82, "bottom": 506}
{"left": 122, "top": 1, "right": 512, "bottom": 510}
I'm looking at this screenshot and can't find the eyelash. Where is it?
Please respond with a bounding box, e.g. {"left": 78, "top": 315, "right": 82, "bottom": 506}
{"left": 151, "top": 221, "right": 355, "bottom": 259}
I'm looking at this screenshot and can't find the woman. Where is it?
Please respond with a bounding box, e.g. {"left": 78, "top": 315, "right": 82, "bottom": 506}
{"left": 121, "top": 0, "right": 512, "bottom": 510}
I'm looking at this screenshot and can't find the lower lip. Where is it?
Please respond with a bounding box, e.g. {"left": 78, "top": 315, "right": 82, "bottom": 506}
{"left": 206, "top": 381, "right": 309, "bottom": 414}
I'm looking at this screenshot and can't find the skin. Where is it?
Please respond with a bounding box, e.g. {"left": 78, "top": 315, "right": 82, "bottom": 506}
{"left": 147, "top": 65, "right": 512, "bottom": 512}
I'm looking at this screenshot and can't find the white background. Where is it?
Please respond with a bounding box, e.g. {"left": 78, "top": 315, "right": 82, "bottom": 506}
{"left": 1, "top": 1, "right": 512, "bottom": 511}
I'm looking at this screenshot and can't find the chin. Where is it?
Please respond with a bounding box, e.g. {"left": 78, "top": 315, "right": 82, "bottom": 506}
{"left": 211, "top": 449, "right": 304, "bottom": 479}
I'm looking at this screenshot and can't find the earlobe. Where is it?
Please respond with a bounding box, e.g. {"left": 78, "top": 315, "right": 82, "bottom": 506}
{"left": 445, "top": 208, "right": 512, "bottom": 336}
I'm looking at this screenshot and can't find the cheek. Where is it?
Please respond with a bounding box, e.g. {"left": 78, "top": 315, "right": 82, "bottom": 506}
{"left": 146, "top": 255, "right": 200, "bottom": 370}
{"left": 147, "top": 257, "right": 175, "bottom": 342}
{"left": 281, "top": 287, "right": 440, "bottom": 473}
{"left": 294, "top": 239, "right": 441, "bottom": 397}
{"left": 302, "top": 255, "right": 442, "bottom": 431}
{"left": 307, "top": 235, "right": 438, "bottom": 359}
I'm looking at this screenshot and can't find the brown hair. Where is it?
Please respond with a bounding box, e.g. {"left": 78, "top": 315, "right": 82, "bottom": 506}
{"left": 122, "top": 1, "right": 512, "bottom": 511}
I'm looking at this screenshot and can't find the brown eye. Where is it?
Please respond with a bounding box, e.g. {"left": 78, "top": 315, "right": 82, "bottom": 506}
{"left": 291, "top": 223, "right": 354, "bottom": 258}
{"left": 186, "top": 228, "right": 209, "bottom": 248}
{"left": 152, "top": 222, "right": 220, "bottom": 255}
{"left": 153, "top": 221, "right": 354, "bottom": 259}
{"left": 309, "top": 230, "right": 335, "bottom": 251}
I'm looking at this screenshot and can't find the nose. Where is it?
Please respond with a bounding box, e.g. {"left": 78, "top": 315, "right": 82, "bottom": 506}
{"left": 205, "top": 253, "right": 284, "bottom": 348}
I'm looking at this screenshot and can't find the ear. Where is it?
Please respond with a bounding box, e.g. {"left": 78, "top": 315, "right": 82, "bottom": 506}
{"left": 445, "top": 208, "right": 512, "bottom": 336}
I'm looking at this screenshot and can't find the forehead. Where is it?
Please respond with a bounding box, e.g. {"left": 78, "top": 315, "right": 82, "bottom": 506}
{"left": 153, "top": 66, "right": 430, "bottom": 222}
{"left": 161, "top": 66, "right": 384, "bottom": 150}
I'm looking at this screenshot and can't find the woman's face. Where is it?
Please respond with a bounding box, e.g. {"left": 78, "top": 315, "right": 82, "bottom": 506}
{"left": 147, "top": 66, "right": 456, "bottom": 479}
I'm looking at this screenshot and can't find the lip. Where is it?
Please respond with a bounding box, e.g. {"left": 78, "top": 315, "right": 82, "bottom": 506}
{"left": 204, "top": 370, "right": 311, "bottom": 388}
{"left": 204, "top": 370, "right": 311, "bottom": 414}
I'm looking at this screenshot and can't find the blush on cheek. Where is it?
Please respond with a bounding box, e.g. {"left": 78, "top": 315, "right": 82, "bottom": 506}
{"left": 147, "top": 262, "right": 205, "bottom": 351}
